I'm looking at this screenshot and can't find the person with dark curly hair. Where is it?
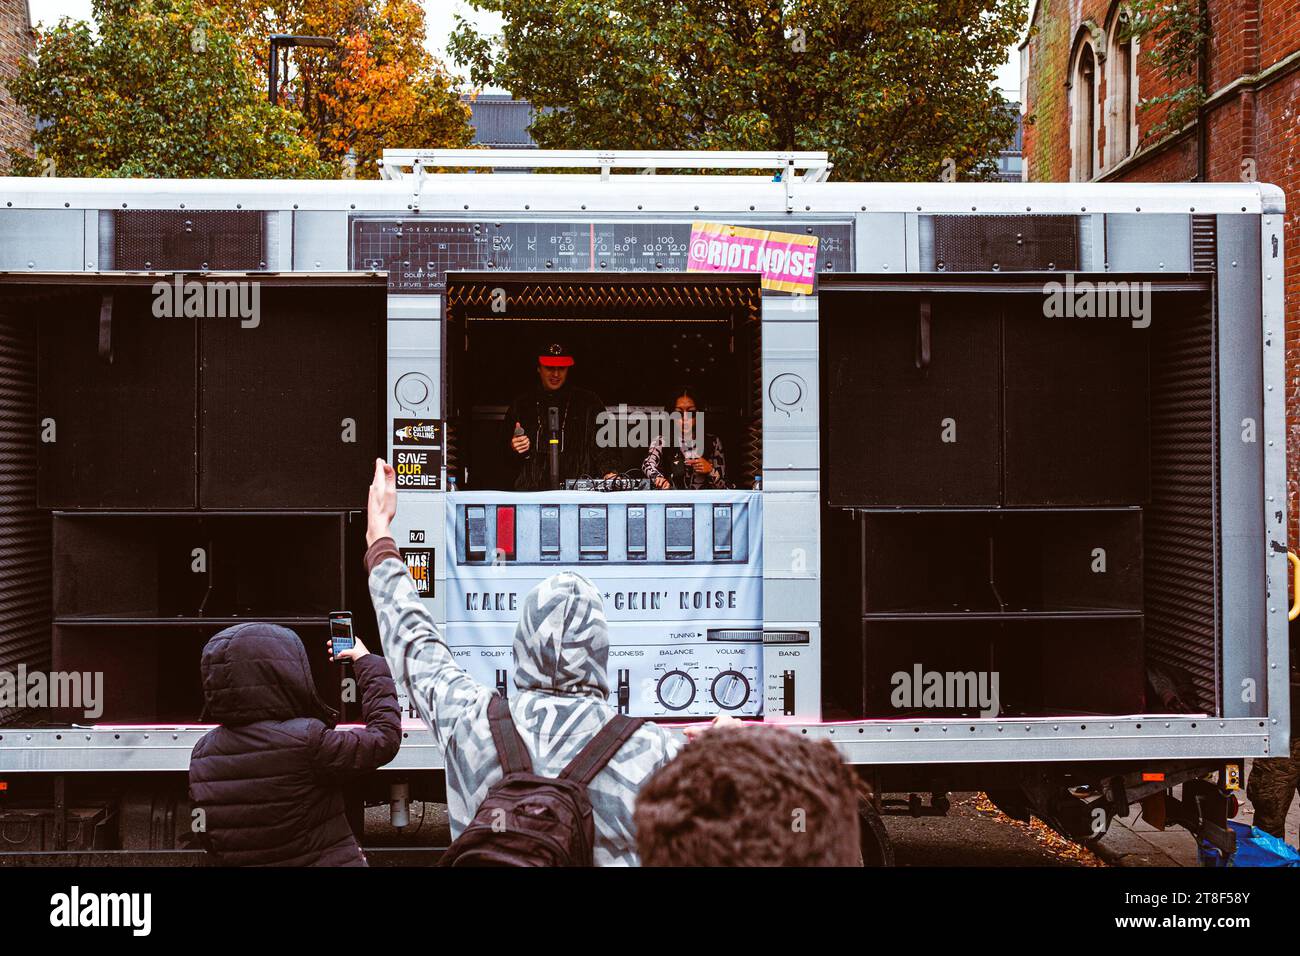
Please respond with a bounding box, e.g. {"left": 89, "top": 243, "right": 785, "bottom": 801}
{"left": 642, "top": 386, "right": 729, "bottom": 490}
{"left": 633, "top": 723, "right": 861, "bottom": 866}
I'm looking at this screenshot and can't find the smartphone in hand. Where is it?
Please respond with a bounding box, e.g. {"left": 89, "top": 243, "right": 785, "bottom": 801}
{"left": 329, "top": 611, "right": 355, "bottom": 659}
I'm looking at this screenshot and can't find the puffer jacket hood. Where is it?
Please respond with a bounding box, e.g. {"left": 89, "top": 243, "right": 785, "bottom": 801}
{"left": 512, "top": 571, "right": 610, "bottom": 700}
{"left": 190, "top": 637, "right": 401, "bottom": 867}
{"left": 200, "top": 622, "right": 338, "bottom": 726}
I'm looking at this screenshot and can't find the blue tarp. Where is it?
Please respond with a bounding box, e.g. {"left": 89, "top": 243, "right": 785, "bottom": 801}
{"left": 1199, "top": 820, "right": 1300, "bottom": 867}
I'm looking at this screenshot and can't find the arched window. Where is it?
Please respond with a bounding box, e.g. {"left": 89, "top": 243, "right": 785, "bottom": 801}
{"left": 1106, "top": 7, "right": 1137, "bottom": 166}
{"left": 1071, "top": 39, "right": 1099, "bottom": 181}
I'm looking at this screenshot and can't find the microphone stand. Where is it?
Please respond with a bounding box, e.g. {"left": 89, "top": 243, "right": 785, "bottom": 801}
{"left": 546, "top": 404, "right": 561, "bottom": 490}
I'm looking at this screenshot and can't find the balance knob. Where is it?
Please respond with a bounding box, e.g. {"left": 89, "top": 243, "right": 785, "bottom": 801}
{"left": 656, "top": 670, "right": 696, "bottom": 711}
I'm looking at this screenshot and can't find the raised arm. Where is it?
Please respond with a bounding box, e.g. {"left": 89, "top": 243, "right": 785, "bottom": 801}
{"left": 364, "top": 460, "right": 489, "bottom": 749}
{"left": 310, "top": 646, "right": 401, "bottom": 775}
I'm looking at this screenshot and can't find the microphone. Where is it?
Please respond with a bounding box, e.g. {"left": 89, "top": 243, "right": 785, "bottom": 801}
{"left": 546, "top": 405, "right": 561, "bottom": 490}
{"left": 671, "top": 453, "right": 687, "bottom": 488}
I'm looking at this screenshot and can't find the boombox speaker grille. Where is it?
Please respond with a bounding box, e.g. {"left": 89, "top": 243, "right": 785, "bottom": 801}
{"left": 931, "top": 214, "right": 1080, "bottom": 272}
{"left": 113, "top": 210, "right": 264, "bottom": 271}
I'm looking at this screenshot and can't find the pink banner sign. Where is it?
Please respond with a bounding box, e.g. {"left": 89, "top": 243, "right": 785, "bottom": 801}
{"left": 686, "top": 221, "right": 821, "bottom": 294}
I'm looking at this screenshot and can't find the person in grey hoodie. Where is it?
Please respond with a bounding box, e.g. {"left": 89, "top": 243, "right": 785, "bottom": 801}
{"left": 361, "top": 459, "right": 682, "bottom": 865}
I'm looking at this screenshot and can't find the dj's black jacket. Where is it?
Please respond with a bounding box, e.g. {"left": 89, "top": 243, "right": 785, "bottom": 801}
{"left": 504, "top": 384, "right": 618, "bottom": 490}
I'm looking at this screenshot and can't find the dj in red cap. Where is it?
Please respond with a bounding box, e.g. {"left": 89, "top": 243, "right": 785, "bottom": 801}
{"left": 505, "top": 341, "right": 619, "bottom": 490}
{"left": 538, "top": 342, "right": 574, "bottom": 369}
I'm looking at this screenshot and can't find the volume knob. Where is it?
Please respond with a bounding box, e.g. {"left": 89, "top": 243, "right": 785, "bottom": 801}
{"left": 710, "top": 670, "right": 751, "bottom": 710}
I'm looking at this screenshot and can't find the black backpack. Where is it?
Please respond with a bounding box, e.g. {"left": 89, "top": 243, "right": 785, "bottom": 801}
{"left": 440, "top": 695, "right": 644, "bottom": 867}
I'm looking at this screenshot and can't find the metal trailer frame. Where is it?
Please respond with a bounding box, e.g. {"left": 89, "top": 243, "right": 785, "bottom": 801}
{"left": 0, "top": 152, "right": 1289, "bottom": 777}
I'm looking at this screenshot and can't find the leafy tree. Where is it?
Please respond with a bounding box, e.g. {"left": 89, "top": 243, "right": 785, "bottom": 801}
{"left": 450, "top": 0, "right": 1025, "bottom": 181}
{"left": 8, "top": 0, "right": 330, "bottom": 178}
{"left": 220, "top": 0, "right": 475, "bottom": 177}
{"left": 1122, "top": 0, "right": 1207, "bottom": 141}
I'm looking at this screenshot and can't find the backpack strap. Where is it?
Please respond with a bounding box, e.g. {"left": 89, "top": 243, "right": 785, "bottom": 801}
{"left": 487, "top": 694, "right": 533, "bottom": 775}
{"left": 559, "top": 715, "right": 645, "bottom": 786}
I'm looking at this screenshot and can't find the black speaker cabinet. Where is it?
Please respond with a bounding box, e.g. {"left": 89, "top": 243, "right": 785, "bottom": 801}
{"left": 825, "top": 293, "right": 1001, "bottom": 506}
{"left": 37, "top": 289, "right": 197, "bottom": 509}
{"left": 199, "top": 286, "right": 384, "bottom": 509}
{"left": 53, "top": 514, "right": 345, "bottom": 619}
{"left": 861, "top": 510, "right": 1142, "bottom": 617}
{"left": 1003, "top": 302, "right": 1149, "bottom": 505}
{"left": 861, "top": 513, "right": 1000, "bottom": 614}
{"left": 52, "top": 622, "right": 340, "bottom": 723}
{"left": 862, "top": 619, "right": 1145, "bottom": 717}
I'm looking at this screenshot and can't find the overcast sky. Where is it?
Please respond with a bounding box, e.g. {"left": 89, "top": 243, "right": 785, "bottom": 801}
{"left": 27, "top": 0, "right": 1021, "bottom": 100}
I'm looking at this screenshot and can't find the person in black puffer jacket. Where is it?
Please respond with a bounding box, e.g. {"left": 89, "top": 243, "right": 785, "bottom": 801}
{"left": 189, "top": 622, "right": 401, "bottom": 866}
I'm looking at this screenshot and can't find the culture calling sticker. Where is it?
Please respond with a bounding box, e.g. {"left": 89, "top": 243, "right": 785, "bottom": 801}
{"left": 393, "top": 419, "right": 441, "bottom": 447}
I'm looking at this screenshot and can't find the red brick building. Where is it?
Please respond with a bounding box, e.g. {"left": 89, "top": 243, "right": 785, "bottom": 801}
{"left": 1021, "top": 0, "right": 1300, "bottom": 538}
{"left": 0, "top": 0, "right": 33, "bottom": 174}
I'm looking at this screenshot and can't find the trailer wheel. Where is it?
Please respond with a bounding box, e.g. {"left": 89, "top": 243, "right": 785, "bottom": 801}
{"left": 858, "top": 801, "right": 895, "bottom": 867}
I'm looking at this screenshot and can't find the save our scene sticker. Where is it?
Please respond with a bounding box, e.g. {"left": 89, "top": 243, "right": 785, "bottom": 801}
{"left": 393, "top": 418, "right": 442, "bottom": 489}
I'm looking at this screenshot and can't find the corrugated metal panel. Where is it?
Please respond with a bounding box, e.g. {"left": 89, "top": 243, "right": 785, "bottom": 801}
{"left": 462, "top": 95, "right": 540, "bottom": 148}
{"left": 447, "top": 279, "right": 761, "bottom": 314}
{"left": 0, "top": 313, "right": 52, "bottom": 726}
{"left": 1192, "top": 215, "right": 1217, "bottom": 272}
{"left": 746, "top": 319, "right": 763, "bottom": 481}
{"left": 1145, "top": 296, "right": 1218, "bottom": 712}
